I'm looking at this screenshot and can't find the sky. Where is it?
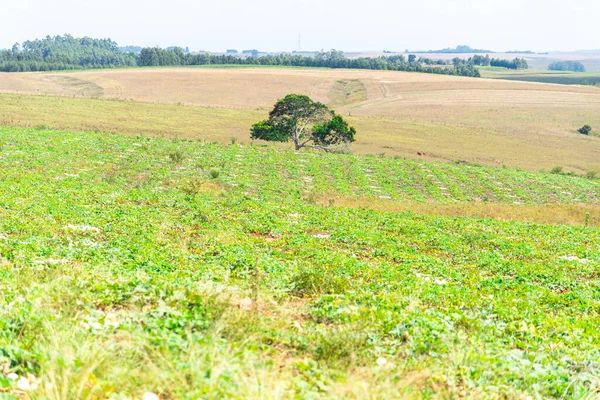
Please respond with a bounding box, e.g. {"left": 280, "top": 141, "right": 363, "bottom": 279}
{"left": 2, "top": 0, "right": 598, "bottom": 53}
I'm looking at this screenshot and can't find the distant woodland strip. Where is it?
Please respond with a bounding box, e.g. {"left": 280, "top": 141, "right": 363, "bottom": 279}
{"left": 1, "top": 34, "right": 482, "bottom": 77}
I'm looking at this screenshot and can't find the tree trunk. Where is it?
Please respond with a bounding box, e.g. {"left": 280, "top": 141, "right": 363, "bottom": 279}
{"left": 293, "top": 138, "right": 303, "bottom": 151}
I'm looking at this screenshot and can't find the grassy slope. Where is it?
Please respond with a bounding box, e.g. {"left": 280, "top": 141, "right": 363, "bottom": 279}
{"left": 0, "top": 93, "right": 599, "bottom": 173}
{"left": 2, "top": 67, "right": 600, "bottom": 174}
{"left": 0, "top": 127, "right": 599, "bottom": 398}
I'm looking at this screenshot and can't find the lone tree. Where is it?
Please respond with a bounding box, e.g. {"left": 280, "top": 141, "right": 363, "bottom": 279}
{"left": 578, "top": 125, "right": 592, "bottom": 135}
{"left": 250, "top": 94, "right": 356, "bottom": 152}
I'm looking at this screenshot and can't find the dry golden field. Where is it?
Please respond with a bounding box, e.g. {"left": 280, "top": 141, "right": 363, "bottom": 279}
{"left": 0, "top": 67, "right": 599, "bottom": 172}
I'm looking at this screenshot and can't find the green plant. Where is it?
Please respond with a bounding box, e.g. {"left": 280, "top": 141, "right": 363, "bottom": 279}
{"left": 551, "top": 166, "right": 563, "bottom": 174}
{"left": 230, "top": 137, "right": 238, "bottom": 145}
{"left": 587, "top": 170, "right": 598, "bottom": 180}
{"left": 209, "top": 168, "right": 220, "bottom": 179}
{"left": 169, "top": 150, "right": 185, "bottom": 164}
{"left": 289, "top": 267, "right": 349, "bottom": 297}
{"left": 578, "top": 125, "right": 592, "bottom": 135}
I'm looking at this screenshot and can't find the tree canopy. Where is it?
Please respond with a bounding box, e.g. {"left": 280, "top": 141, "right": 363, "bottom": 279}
{"left": 0, "top": 34, "right": 483, "bottom": 78}
{"left": 250, "top": 94, "right": 356, "bottom": 152}
{"left": 137, "top": 48, "right": 481, "bottom": 77}
{"left": 451, "top": 55, "right": 528, "bottom": 70}
{"left": 548, "top": 61, "right": 586, "bottom": 72}
{"left": 0, "top": 34, "right": 137, "bottom": 72}
{"left": 490, "top": 57, "right": 528, "bottom": 70}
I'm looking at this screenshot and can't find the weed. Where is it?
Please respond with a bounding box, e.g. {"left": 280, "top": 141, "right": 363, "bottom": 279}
{"left": 169, "top": 150, "right": 185, "bottom": 164}
{"left": 180, "top": 178, "right": 206, "bottom": 196}
{"left": 289, "top": 267, "right": 350, "bottom": 297}
{"left": 102, "top": 164, "right": 119, "bottom": 184}
{"left": 585, "top": 212, "right": 591, "bottom": 228}
{"left": 209, "top": 168, "right": 220, "bottom": 179}
{"left": 313, "top": 330, "right": 367, "bottom": 365}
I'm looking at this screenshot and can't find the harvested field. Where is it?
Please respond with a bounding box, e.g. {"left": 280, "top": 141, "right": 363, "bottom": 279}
{"left": 0, "top": 67, "right": 599, "bottom": 172}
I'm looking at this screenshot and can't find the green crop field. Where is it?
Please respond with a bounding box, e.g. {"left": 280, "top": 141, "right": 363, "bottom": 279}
{"left": 1, "top": 126, "right": 599, "bottom": 398}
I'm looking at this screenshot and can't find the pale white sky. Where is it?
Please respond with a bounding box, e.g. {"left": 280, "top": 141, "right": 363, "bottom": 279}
{"left": 1, "top": 0, "right": 598, "bottom": 52}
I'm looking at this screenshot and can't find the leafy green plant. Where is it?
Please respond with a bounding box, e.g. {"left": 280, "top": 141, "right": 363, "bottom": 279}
{"left": 578, "top": 125, "right": 592, "bottom": 135}
{"left": 209, "top": 168, "right": 220, "bottom": 179}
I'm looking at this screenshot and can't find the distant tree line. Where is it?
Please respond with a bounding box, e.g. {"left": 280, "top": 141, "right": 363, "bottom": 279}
{"left": 0, "top": 35, "right": 481, "bottom": 77}
{"left": 452, "top": 55, "right": 528, "bottom": 70}
{"left": 0, "top": 34, "right": 137, "bottom": 72}
{"left": 137, "top": 48, "right": 481, "bottom": 77}
{"left": 548, "top": 61, "right": 586, "bottom": 72}
{"left": 466, "top": 55, "right": 491, "bottom": 66}
{"left": 416, "top": 57, "right": 450, "bottom": 66}
{"left": 489, "top": 58, "right": 528, "bottom": 69}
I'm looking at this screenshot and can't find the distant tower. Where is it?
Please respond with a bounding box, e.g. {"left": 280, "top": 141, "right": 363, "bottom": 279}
{"left": 298, "top": 34, "right": 301, "bottom": 52}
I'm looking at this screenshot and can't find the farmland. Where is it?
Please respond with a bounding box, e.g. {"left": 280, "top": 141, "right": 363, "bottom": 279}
{"left": 0, "top": 126, "right": 599, "bottom": 398}
{"left": 0, "top": 67, "right": 599, "bottom": 173}
{"left": 480, "top": 68, "right": 600, "bottom": 85}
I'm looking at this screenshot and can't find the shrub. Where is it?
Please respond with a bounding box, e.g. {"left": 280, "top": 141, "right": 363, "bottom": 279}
{"left": 548, "top": 60, "right": 585, "bottom": 72}
{"left": 209, "top": 169, "right": 220, "bottom": 179}
{"left": 578, "top": 125, "right": 592, "bottom": 135}
{"left": 587, "top": 171, "right": 598, "bottom": 180}
{"left": 550, "top": 166, "right": 563, "bottom": 175}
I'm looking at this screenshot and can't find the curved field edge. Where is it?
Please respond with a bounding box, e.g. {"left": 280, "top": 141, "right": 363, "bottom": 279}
{"left": 0, "top": 127, "right": 599, "bottom": 398}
